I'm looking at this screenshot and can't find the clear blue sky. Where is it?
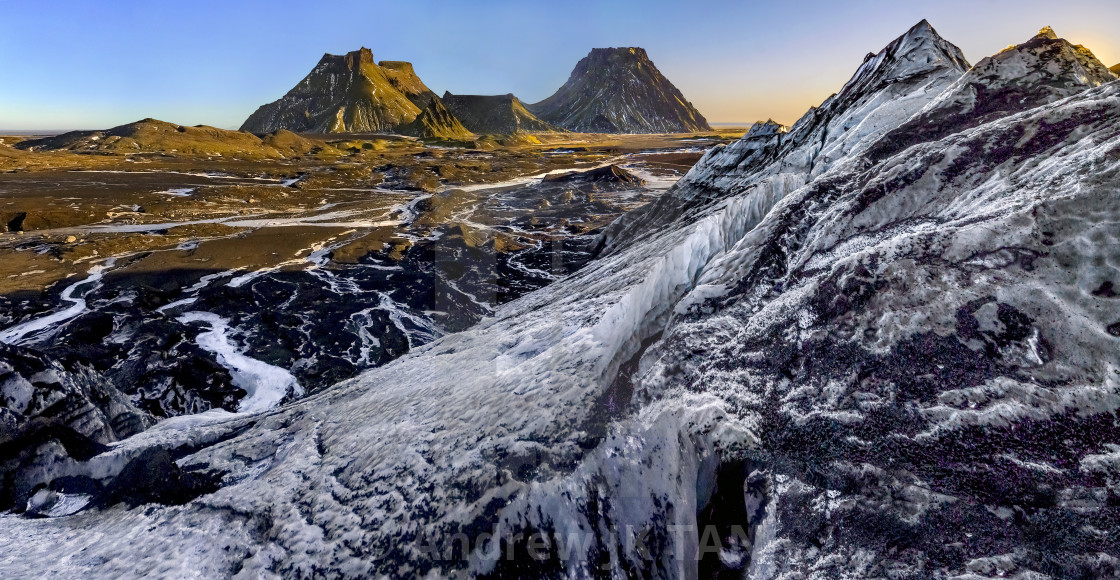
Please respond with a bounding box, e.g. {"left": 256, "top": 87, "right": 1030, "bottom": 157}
{"left": 1, "top": 0, "right": 1117, "bottom": 130}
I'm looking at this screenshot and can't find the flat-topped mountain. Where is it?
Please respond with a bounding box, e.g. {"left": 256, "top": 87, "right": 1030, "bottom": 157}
{"left": 441, "top": 92, "right": 561, "bottom": 135}
{"left": 527, "top": 47, "right": 711, "bottom": 133}
{"left": 240, "top": 48, "right": 467, "bottom": 138}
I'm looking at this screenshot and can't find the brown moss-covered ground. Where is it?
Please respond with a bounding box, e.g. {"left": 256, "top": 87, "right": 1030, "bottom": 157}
{"left": 0, "top": 127, "right": 746, "bottom": 295}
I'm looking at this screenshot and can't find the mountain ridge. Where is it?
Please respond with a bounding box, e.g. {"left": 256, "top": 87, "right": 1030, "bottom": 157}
{"left": 866, "top": 25, "right": 1117, "bottom": 162}
{"left": 596, "top": 19, "right": 973, "bottom": 253}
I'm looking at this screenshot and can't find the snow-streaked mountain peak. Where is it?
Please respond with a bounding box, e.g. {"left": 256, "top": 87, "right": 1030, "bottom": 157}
{"left": 847, "top": 18, "right": 970, "bottom": 90}
{"left": 867, "top": 23, "right": 1118, "bottom": 162}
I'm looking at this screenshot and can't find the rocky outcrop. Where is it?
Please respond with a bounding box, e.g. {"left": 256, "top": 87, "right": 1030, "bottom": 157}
{"left": 441, "top": 92, "right": 561, "bottom": 135}
{"left": 0, "top": 343, "right": 152, "bottom": 513}
{"left": 2, "top": 212, "right": 27, "bottom": 233}
{"left": 542, "top": 164, "right": 644, "bottom": 184}
{"left": 528, "top": 47, "right": 711, "bottom": 133}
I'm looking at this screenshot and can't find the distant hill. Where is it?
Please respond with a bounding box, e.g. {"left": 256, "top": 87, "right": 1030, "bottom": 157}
{"left": 240, "top": 48, "right": 466, "bottom": 138}
{"left": 1111, "top": 63, "right": 1120, "bottom": 76}
{"left": 528, "top": 47, "right": 711, "bottom": 133}
{"left": 441, "top": 93, "right": 562, "bottom": 135}
{"left": 16, "top": 118, "right": 326, "bottom": 158}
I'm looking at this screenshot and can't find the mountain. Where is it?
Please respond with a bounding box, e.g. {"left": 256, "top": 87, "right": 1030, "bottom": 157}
{"left": 240, "top": 48, "right": 443, "bottom": 134}
{"left": 441, "top": 92, "right": 561, "bottom": 135}
{"left": 7, "top": 22, "right": 1120, "bottom": 579}
{"left": 527, "top": 47, "right": 711, "bottom": 133}
{"left": 15, "top": 118, "right": 325, "bottom": 158}
{"left": 1111, "top": 62, "right": 1120, "bottom": 75}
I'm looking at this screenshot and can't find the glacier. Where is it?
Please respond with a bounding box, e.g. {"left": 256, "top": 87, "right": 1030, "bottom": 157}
{"left": 2, "top": 20, "right": 1120, "bottom": 579}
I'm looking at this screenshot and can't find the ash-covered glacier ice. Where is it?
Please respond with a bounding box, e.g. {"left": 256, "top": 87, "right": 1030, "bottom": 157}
{"left": 3, "top": 20, "right": 1120, "bottom": 579}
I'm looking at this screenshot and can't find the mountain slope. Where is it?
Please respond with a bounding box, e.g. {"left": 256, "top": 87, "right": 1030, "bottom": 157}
{"left": 239, "top": 48, "right": 431, "bottom": 134}
{"left": 5, "top": 22, "right": 1120, "bottom": 579}
{"left": 1111, "top": 63, "right": 1120, "bottom": 75}
{"left": 441, "top": 92, "right": 562, "bottom": 135}
{"left": 528, "top": 47, "right": 711, "bottom": 133}
{"left": 398, "top": 98, "right": 475, "bottom": 140}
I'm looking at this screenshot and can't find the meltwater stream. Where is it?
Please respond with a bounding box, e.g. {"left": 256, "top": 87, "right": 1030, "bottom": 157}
{"left": 0, "top": 259, "right": 116, "bottom": 345}
{"left": 177, "top": 311, "right": 303, "bottom": 414}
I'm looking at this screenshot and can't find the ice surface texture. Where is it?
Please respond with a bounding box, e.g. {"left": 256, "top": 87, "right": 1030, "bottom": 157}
{"left": 3, "top": 21, "right": 1120, "bottom": 578}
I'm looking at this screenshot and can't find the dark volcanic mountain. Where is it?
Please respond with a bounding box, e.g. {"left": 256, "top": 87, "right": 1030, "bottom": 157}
{"left": 441, "top": 92, "right": 561, "bottom": 135}
{"left": 240, "top": 48, "right": 468, "bottom": 137}
{"left": 542, "top": 164, "right": 644, "bottom": 184}
{"left": 528, "top": 47, "right": 711, "bottom": 133}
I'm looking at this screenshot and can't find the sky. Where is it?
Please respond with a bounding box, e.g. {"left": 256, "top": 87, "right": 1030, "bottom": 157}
{"left": 1, "top": 0, "right": 1118, "bottom": 130}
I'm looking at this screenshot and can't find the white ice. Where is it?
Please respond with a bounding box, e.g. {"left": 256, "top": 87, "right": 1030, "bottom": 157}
{"left": 0, "top": 259, "right": 114, "bottom": 345}
{"left": 176, "top": 312, "right": 303, "bottom": 414}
